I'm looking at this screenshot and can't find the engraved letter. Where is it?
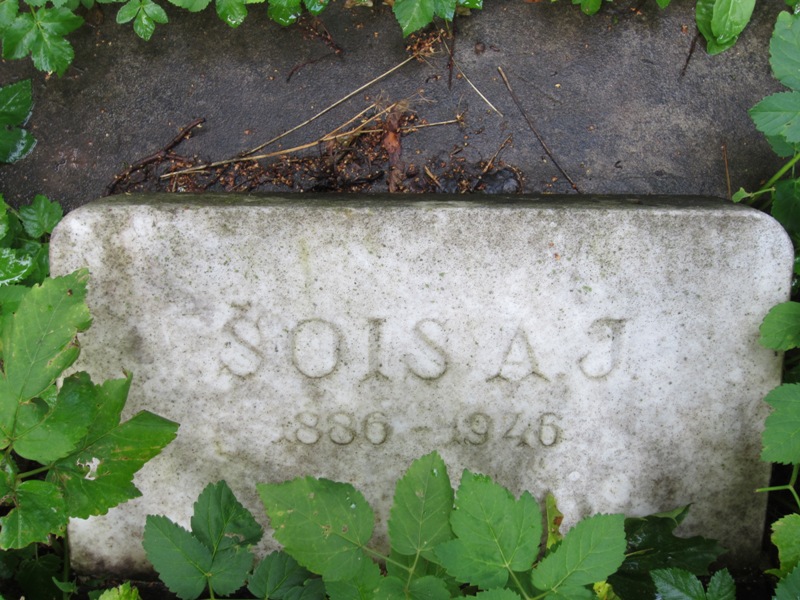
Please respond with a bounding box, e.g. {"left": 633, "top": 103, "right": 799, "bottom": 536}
{"left": 292, "top": 319, "right": 341, "bottom": 378}
{"left": 579, "top": 318, "right": 626, "bottom": 378}
{"left": 405, "top": 319, "right": 448, "bottom": 380}
{"left": 221, "top": 313, "right": 263, "bottom": 378}
{"left": 329, "top": 413, "right": 356, "bottom": 445}
{"left": 363, "top": 318, "right": 390, "bottom": 381}
{"left": 363, "top": 412, "right": 390, "bottom": 445}
{"left": 295, "top": 412, "right": 321, "bottom": 444}
{"left": 489, "top": 326, "right": 548, "bottom": 382}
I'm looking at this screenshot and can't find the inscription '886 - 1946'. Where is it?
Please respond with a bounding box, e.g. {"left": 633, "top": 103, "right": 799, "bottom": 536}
{"left": 222, "top": 315, "right": 626, "bottom": 383}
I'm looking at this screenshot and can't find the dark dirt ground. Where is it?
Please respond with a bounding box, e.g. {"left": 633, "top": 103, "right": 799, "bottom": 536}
{"left": 0, "top": 0, "right": 796, "bottom": 597}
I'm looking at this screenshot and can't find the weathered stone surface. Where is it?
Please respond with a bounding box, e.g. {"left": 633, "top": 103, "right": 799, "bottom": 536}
{"left": 50, "top": 195, "right": 792, "bottom": 573}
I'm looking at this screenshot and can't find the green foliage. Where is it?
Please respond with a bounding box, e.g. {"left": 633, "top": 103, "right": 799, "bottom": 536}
{"left": 0, "top": 79, "right": 35, "bottom": 164}
{"left": 0, "top": 270, "right": 179, "bottom": 549}
{"left": 695, "top": 0, "right": 754, "bottom": 55}
{"left": 96, "top": 582, "right": 142, "bottom": 599}
{"left": 650, "top": 568, "right": 735, "bottom": 600}
{"left": 0, "top": 193, "right": 60, "bottom": 287}
{"left": 768, "top": 514, "right": 800, "bottom": 579}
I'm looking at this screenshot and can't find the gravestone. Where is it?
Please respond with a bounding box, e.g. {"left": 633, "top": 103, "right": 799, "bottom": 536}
{"left": 50, "top": 195, "right": 792, "bottom": 573}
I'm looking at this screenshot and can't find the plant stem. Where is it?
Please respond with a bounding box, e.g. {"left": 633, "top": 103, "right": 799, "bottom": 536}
{"left": 764, "top": 153, "right": 800, "bottom": 191}
{"left": 756, "top": 463, "right": 800, "bottom": 511}
{"left": 18, "top": 464, "right": 51, "bottom": 479}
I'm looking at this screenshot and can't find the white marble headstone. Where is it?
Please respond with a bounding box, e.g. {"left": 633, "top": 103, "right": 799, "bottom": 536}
{"left": 50, "top": 196, "right": 792, "bottom": 573}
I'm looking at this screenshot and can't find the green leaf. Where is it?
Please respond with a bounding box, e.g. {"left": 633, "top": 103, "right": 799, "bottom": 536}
{"left": 432, "top": 0, "right": 454, "bottom": 20}
{"left": 2, "top": 13, "right": 37, "bottom": 60}
{"left": 0, "top": 248, "right": 34, "bottom": 286}
{"left": 651, "top": 568, "right": 706, "bottom": 600}
{"left": 751, "top": 92, "right": 800, "bottom": 144}
{"left": 545, "top": 492, "right": 564, "bottom": 550}
{"left": 0, "top": 480, "right": 67, "bottom": 549}
{"left": 0, "top": 127, "right": 35, "bottom": 164}
{"left": 655, "top": 0, "right": 670, "bottom": 8}
{"left": 574, "top": 0, "right": 601, "bottom": 16}
{"left": 776, "top": 564, "right": 800, "bottom": 600}
{"left": 48, "top": 372, "right": 178, "bottom": 518}
{"left": 695, "top": 0, "right": 737, "bottom": 54}
{"left": 375, "top": 575, "right": 449, "bottom": 600}
{"left": 705, "top": 570, "right": 735, "bottom": 600}
{"left": 15, "top": 552, "right": 62, "bottom": 600}
{"left": 285, "top": 578, "right": 326, "bottom": 600}
{"left": 29, "top": 7, "right": 83, "bottom": 75}
{"left": 710, "top": 0, "right": 754, "bottom": 45}
{"left": 267, "top": 0, "right": 301, "bottom": 25}
{"left": 392, "top": 0, "right": 434, "bottom": 36}
{"left": 434, "top": 470, "right": 541, "bottom": 590}
{"left": 474, "top": 591, "right": 522, "bottom": 600}
{"left": 0, "top": 79, "right": 31, "bottom": 127}
{"left": 531, "top": 514, "right": 626, "bottom": 594}
{"left": 0, "top": 270, "right": 91, "bottom": 442}
{"left": 168, "top": 0, "right": 209, "bottom": 13}
{"left": 389, "top": 451, "right": 453, "bottom": 559}
{"left": 762, "top": 383, "right": 800, "bottom": 464}
{"left": 216, "top": 0, "right": 247, "bottom": 26}
{"left": 456, "top": 0, "right": 481, "bottom": 8}
{"left": 770, "top": 514, "right": 800, "bottom": 578}
{"left": 0, "top": 0, "right": 20, "bottom": 34}
{"left": 18, "top": 195, "right": 61, "bottom": 239}
{"left": 772, "top": 179, "right": 800, "bottom": 242}
{"left": 771, "top": 12, "right": 800, "bottom": 92}
{"left": 117, "top": 0, "right": 166, "bottom": 39}
{"left": 143, "top": 515, "right": 213, "bottom": 600}
{"left": 324, "top": 558, "right": 381, "bottom": 600}
{"left": 258, "top": 477, "right": 375, "bottom": 581}
{"left": 302, "top": 0, "right": 326, "bottom": 15}
{"left": 767, "top": 134, "right": 800, "bottom": 158}
{"left": 97, "top": 582, "right": 142, "bottom": 600}
{"left": 608, "top": 506, "right": 723, "bottom": 600}
{"left": 760, "top": 302, "right": 800, "bottom": 350}
{"left": 248, "top": 551, "right": 315, "bottom": 600}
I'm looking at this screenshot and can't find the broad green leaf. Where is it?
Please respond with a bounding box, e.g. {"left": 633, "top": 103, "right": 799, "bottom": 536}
{"left": 375, "top": 575, "right": 449, "bottom": 600}
{"left": 0, "top": 0, "right": 19, "bottom": 34}
{"left": 760, "top": 302, "right": 800, "bottom": 350}
{"left": 15, "top": 552, "right": 62, "bottom": 599}
{"left": 608, "top": 506, "right": 723, "bottom": 600}
{"left": 302, "top": 0, "right": 326, "bottom": 15}
{"left": 0, "top": 480, "right": 67, "bottom": 549}
{"left": 11, "top": 374, "right": 92, "bottom": 461}
{"left": 48, "top": 373, "right": 178, "bottom": 518}
{"left": 650, "top": 568, "right": 706, "bottom": 600}
{"left": 456, "top": 0, "right": 481, "bottom": 8}
{"left": 771, "top": 12, "right": 800, "bottom": 92}
{"left": 772, "top": 179, "right": 800, "bottom": 242}
{"left": 0, "top": 270, "right": 91, "bottom": 440}
{"left": 767, "top": 133, "right": 800, "bottom": 158}
{"left": 116, "top": 0, "right": 141, "bottom": 22}
{"left": 216, "top": 0, "right": 247, "bottom": 26}
{"left": 191, "top": 480, "right": 262, "bottom": 552}
{"left": 29, "top": 7, "right": 83, "bottom": 75}
{"left": 432, "top": 0, "right": 455, "bottom": 20}
{"left": 434, "top": 470, "right": 541, "bottom": 590}
{"left": 285, "top": 578, "right": 326, "bottom": 600}
{"left": 0, "top": 127, "right": 35, "bottom": 164}
{"left": 705, "top": 570, "right": 735, "bottom": 600}
{"left": 710, "top": 0, "right": 754, "bottom": 45}
{"left": 117, "top": 0, "right": 166, "bottom": 40}
{"left": 18, "top": 195, "right": 61, "bottom": 239}
{"left": 574, "top": 0, "right": 601, "bottom": 16}
{"left": 0, "top": 248, "right": 34, "bottom": 286}
{"left": 375, "top": 576, "right": 406, "bottom": 600}
{"left": 776, "top": 564, "right": 800, "bottom": 600}
{"left": 325, "top": 558, "right": 381, "bottom": 600}
{"left": 389, "top": 451, "right": 453, "bottom": 559}
{"left": 0, "top": 79, "right": 31, "bottom": 127}
{"left": 392, "top": 0, "right": 434, "bottom": 37}
{"left": 258, "top": 477, "right": 375, "bottom": 581}
{"left": 2, "top": 13, "right": 37, "bottom": 60}
{"left": 97, "top": 582, "right": 142, "bottom": 600}
{"left": 751, "top": 92, "right": 800, "bottom": 144}
{"left": 762, "top": 383, "right": 800, "bottom": 463}
{"left": 143, "top": 515, "right": 213, "bottom": 600}
{"left": 531, "top": 514, "right": 626, "bottom": 593}
{"left": 695, "top": 0, "right": 737, "bottom": 54}
{"left": 248, "top": 551, "right": 315, "bottom": 599}
{"left": 207, "top": 546, "right": 255, "bottom": 596}
{"left": 474, "top": 591, "right": 522, "bottom": 600}
{"left": 770, "top": 514, "right": 800, "bottom": 578}
{"left": 168, "top": 0, "right": 210, "bottom": 12}
{"left": 267, "top": 0, "right": 301, "bottom": 25}
{"left": 655, "top": 0, "right": 670, "bottom": 8}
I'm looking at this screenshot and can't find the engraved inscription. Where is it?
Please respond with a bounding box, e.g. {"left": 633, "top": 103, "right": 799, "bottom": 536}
{"left": 292, "top": 319, "right": 341, "bottom": 378}
{"left": 364, "top": 318, "right": 390, "bottom": 381}
{"left": 287, "top": 412, "right": 391, "bottom": 446}
{"left": 489, "top": 326, "right": 548, "bottom": 383}
{"left": 579, "top": 318, "right": 626, "bottom": 378}
{"left": 405, "top": 319, "right": 448, "bottom": 380}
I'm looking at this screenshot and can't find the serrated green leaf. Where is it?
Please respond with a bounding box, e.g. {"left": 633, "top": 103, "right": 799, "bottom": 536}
{"left": 208, "top": 546, "right": 255, "bottom": 596}
{"left": 0, "top": 79, "right": 31, "bottom": 127}
{"left": 168, "top": 0, "right": 209, "bottom": 13}
{"left": 772, "top": 179, "right": 800, "bottom": 242}
{"left": 574, "top": 0, "right": 601, "bottom": 16}
{"left": 650, "top": 568, "right": 706, "bottom": 600}
{"left": 434, "top": 470, "right": 541, "bottom": 590}
{"left": 762, "top": 383, "right": 800, "bottom": 464}
{"left": 248, "top": 551, "right": 315, "bottom": 599}
{"left": 267, "top": 0, "right": 301, "bottom": 25}
{"left": 0, "top": 127, "right": 35, "bottom": 164}
{"left": 751, "top": 92, "right": 800, "bottom": 144}
{"left": 531, "top": 514, "right": 626, "bottom": 593}
{"left": 0, "top": 270, "right": 91, "bottom": 441}
{"left": 760, "top": 302, "right": 800, "bottom": 350}
{"left": 2, "top": 13, "right": 36, "bottom": 60}
{"left": 302, "top": 0, "right": 326, "bottom": 15}
{"left": 375, "top": 576, "right": 409, "bottom": 600}
{"left": 771, "top": 12, "right": 800, "bottom": 92}
{"left": 710, "top": 0, "right": 754, "bottom": 44}
{"left": 767, "top": 133, "right": 800, "bottom": 158}
{"left": 97, "top": 582, "right": 142, "bottom": 600}
{"left": 0, "top": 0, "right": 20, "bottom": 34}
{"left": 474, "top": 590, "right": 522, "bottom": 600}
{"left": 16, "top": 552, "right": 62, "bottom": 600}
{"left": 695, "top": 0, "right": 737, "bottom": 54}
{"left": 115, "top": 0, "right": 140, "bottom": 22}
{"left": 392, "top": 0, "right": 434, "bottom": 36}
{"left": 770, "top": 514, "right": 800, "bottom": 578}
{"left": 608, "top": 506, "right": 723, "bottom": 600}
{"left": 216, "top": 0, "right": 247, "bottom": 26}
{"left": 325, "top": 558, "right": 381, "bottom": 600}
{"left": 258, "top": 477, "right": 374, "bottom": 581}
{"left": 143, "top": 515, "right": 213, "bottom": 600}
{"left": 0, "top": 480, "right": 67, "bottom": 549}
{"left": 705, "top": 570, "right": 735, "bottom": 600}
{"left": 192, "top": 481, "right": 261, "bottom": 552}
{"left": 375, "top": 574, "right": 449, "bottom": 600}
{"left": 285, "top": 577, "right": 326, "bottom": 600}
{"left": 18, "top": 195, "right": 61, "bottom": 239}
{"left": 776, "top": 564, "right": 800, "bottom": 600}
{"left": 432, "top": 0, "right": 454, "bottom": 20}
{"left": 456, "top": 0, "right": 481, "bottom": 8}
{"left": 27, "top": 7, "right": 83, "bottom": 75}
{"left": 48, "top": 373, "right": 178, "bottom": 518}
{"left": 0, "top": 248, "right": 34, "bottom": 286}
{"left": 389, "top": 451, "right": 453, "bottom": 559}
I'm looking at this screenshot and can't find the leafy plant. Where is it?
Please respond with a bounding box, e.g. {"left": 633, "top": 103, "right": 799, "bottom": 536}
{"left": 0, "top": 79, "right": 35, "bottom": 164}
{"left": 0, "top": 193, "right": 61, "bottom": 288}
{"left": 650, "top": 568, "right": 736, "bottom": 600}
